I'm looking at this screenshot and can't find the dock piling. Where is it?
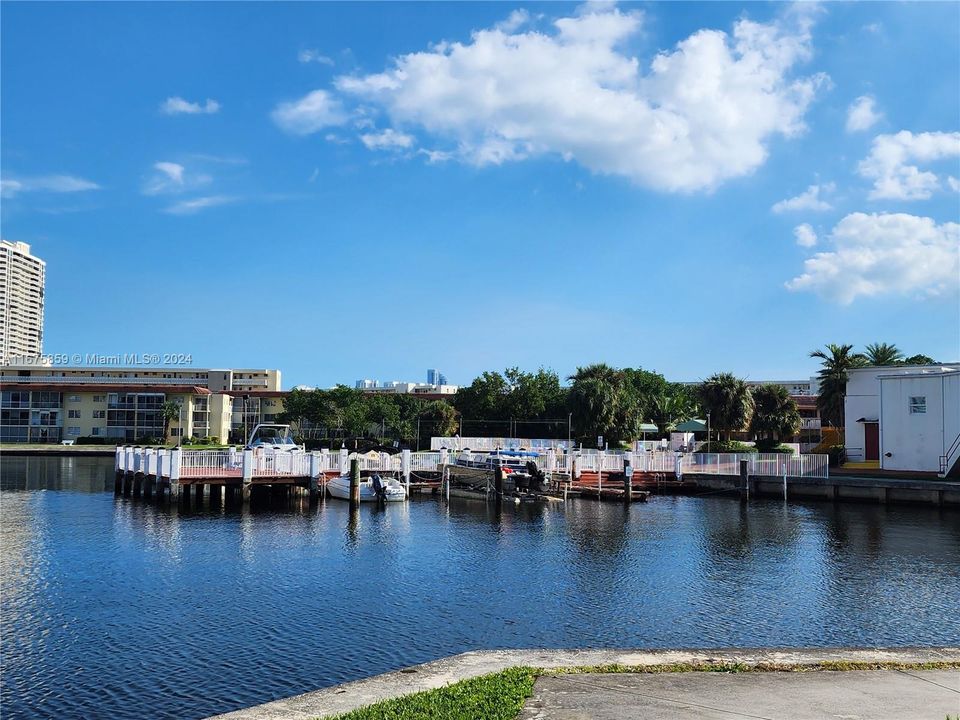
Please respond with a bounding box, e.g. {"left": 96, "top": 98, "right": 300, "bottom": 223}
{"left": 349, "top": 457, "right": 361, "bottom": 508}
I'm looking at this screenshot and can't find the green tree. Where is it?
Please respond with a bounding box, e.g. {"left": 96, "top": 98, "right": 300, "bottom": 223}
{"left": 749, "top": 385, "right": 801, "bottom": 443}
{"left": 454, "top": 371, "right": 511, "bottom": 425}
{"left": 161, "top": 400, "right": 182, "bottom": 442}
{"left": 810, "top": 343, "right": 866, "bottom": 427}
{"left": 862, "top": 342, "right": 904, "bottom": 366}
{"left": 567, "top": 363, "right": 635, "bottom": 445}
{"left": 649, "top": 384, "right": 699, "bottom": 434}
{"left": 697, "top": 373, "right": 754, "bottom": 441}
{"left": 903, "top": 353, "right": 936, "bottom": 365}
{"left": 418, "top": 400, "right": 459, "bottom": 443}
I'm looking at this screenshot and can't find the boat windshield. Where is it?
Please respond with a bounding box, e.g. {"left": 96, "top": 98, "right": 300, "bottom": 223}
{"left": 249, "top": 426, "right": 294, "bottom": 445}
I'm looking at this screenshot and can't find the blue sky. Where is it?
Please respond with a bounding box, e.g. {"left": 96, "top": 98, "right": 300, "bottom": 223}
{"left": 2, "top": 2, "right": 958, "bottom": 389}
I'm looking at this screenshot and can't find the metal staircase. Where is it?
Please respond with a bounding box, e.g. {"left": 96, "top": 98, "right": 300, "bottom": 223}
{"left": 940, "top": 433, "right": 960, "bottom": 478}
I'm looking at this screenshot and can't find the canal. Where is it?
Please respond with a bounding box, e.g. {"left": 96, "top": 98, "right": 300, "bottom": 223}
{"left": 2, "top": 455, "right": 959, "bottom": 720}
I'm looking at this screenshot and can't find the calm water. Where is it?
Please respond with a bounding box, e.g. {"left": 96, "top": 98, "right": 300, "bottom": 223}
{"left": 2, "top": 456, "right": 959, "bottom": 720}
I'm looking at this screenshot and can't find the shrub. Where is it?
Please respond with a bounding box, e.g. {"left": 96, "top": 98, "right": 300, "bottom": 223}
{"left": 755, "top": 439, "right": 796, "bottom": 454}
{"left": 701, "top": 440, "right": 757, "bottom": 453}
{"left": 75, "top": 436, "right": 107, "bottom": 445}
{"left": 828, "top": 445, "right": 846, "bottom": 467}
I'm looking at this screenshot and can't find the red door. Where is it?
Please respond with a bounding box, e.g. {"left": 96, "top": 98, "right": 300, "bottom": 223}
{"left": 864, "top": 422, "right": 880, "bottom": 461}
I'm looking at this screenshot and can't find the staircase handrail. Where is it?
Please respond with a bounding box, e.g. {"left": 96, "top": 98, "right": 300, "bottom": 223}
{"left": 940, "top": 432, "right": 960, "bottom": 475}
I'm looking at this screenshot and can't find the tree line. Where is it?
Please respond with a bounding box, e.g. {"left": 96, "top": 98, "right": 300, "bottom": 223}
{"left": 279, "top": 341, "right": 936, "bottom": 450}
{"left": 810, "top": 342, "right": 938, "bottom": 427}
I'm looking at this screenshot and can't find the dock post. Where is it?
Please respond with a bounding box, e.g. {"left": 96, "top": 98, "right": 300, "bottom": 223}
{"left": 401, "top": 449, "right": 411, "bottom": 497}
{"left": 349, "top": 457, "right": 361, "bottom": 508}
{"left": 309, "top": 453, "right": 320, "bottom": 502}
{"left": 171, "top": 448, "right": 182, "bottom": 503}
{"left": 783, "top": 467, "right": 788, "bottom": 501}
{"left": 623, "top": 456, "right": 633, "bottom": 503}
{"left": 598, "top": 450, "right": 604, "bottom": 496}
{"left": 242, "top": 449, "right": 253, "bottom": 504}
{"left": 740, "top": 459, "right": 749, "bottom": 501}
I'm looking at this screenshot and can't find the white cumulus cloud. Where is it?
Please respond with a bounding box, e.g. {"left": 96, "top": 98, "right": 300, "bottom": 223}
{"left": 858, "top": 130, "right": 960, "bottom": 200}
{"left": 161, "top": 96, "right": 221, "bottom": 115}
{"left": 0, "top": 174, "right": 100, "bottom": 198}
{"left": 772, "top": 182, "right": 834, "bottom": 212}
{"left": 845, "top": 95, "right": 881, "bottom": 133}
{"left": 277, "top": 5, "right": 827, "bottom": 192}
{"left": 786, "top": 212, "right": 960, "bottom": 303}
{"left": 793, "top": 223, "right": 818, "bottom": 247}
{"left": 272, "top": 90, "right": 348, "bottom": 135}
{"left": 360, "top": 129, "right": 415, "bottom": 151}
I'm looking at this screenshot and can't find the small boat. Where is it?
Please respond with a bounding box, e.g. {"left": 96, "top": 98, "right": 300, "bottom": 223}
{"left": 327, "top": 473, "right": 407, "bottom": 502}
{"left": 448, "top": 450, "right": 551, "bottom": 501}
{"left": 247, "top": 424, "right": 304, "bottom": 452}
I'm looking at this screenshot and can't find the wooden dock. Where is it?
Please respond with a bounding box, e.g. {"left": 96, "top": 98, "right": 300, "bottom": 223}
{"left": 112, "top": 446, "right": 446, "bottom": 505}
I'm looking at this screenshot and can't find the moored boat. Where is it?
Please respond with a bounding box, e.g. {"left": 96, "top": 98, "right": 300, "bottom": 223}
{"left": 326, "top": 473, "right": 407, "bottom": 502}
{"left": 447, "top": 450, "right": 552, "bottom": 501}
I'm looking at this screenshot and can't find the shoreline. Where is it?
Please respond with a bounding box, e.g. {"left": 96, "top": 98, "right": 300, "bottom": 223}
{"left": 205, "top": 646, "right": 960, "bottom": 720}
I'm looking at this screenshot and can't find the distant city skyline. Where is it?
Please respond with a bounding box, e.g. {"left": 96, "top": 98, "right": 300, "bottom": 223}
{"left": 2, "top": 2, "right": 957, "bottom": 388}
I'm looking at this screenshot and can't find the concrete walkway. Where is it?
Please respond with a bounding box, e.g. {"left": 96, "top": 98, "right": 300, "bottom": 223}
{"left": 519, "top": 669, "right": 960, "bottom": 719}
{"left": 207, "top": 648, "right": 960, "bottom": 720}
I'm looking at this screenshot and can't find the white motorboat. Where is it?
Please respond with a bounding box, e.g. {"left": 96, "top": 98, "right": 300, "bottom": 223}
{"left": 326, "top": 473, "right": 407, "bottom": 502}
{"left": 246, "top": 424, "right": 304, "bottom": 452}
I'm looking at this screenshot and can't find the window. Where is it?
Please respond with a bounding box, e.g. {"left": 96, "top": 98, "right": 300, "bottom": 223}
{"left": 67, "top": 426, "right": 81, "bottom": 436}
{"left": 93, "top": 395, "right": 105, "bottom": 403}
{"left": 68, "top": 395, "right": 81, "bottom": 402}
{"left": 909, "top": 396, "right": 927, "bottom": 414}
{"left": 91, "top": 427, "right": 101, "bottom": 436}
{"left": 68, "top": 409, "right": 81, "bottom": 419}
{"left": 93, "top": 410, "right": 105, "bottom": 419}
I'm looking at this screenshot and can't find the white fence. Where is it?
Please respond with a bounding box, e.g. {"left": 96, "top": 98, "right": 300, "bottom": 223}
{"left": 683, "top": 453, "right": 828, "bottom": 479}
{"left": 116, "top": 446, "right": 828, "bottom": 482}
{"left": 543, "top": 450, "right": 828, "bottom": 479}
{"left": 431, "top": 436, "right": 572, "bottom": 451}
{"left": 115, "top": 446, "right": 449, "bottom": 481}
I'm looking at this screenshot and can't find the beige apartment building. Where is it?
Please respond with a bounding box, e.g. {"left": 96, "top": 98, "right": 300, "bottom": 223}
{"left": 0, "top": 240, "right": 46, "bottom": 364}
{"left": 0, "top": 365, "right": 285, "bottom": 443}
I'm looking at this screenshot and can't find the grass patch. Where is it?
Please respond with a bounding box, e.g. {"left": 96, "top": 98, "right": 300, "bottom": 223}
{"left": 322, "top": 667, "right": 536, "bottom": 720}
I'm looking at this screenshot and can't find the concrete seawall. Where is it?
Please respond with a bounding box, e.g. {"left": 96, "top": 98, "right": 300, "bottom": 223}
{"left": 206, "top": 646, "right": 960, "bottom": 720}
{"left": 689, "top": 473, "right": 960, "bottom": 506}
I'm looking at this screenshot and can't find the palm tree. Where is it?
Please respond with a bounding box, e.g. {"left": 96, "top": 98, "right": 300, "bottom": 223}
{"left": 697, "top": 373, "right": 754, "bottom": 441}
{"left": 567, "top": 363, "right": 629, "bottom": 445}
{"left": 649, "top": 389, "right": 698, "bottom": 435}
{"left": 161, "top": 400, "right": 182, "bottom": 443}
{"left": 863, "top": 342, "right": 903, "bottom": 366}
{"left": 810, "top": 343, "right": 866, "bottom": 427}
{"left": 750, "top": 385, "right": 801, "bottom": 444}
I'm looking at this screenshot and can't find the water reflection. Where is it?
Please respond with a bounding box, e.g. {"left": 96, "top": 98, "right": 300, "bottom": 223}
{"left": 1, "top": 456, "right": 959, "bottom": 720}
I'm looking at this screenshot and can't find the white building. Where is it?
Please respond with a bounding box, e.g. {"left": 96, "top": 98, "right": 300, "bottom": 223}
{"left": 844, "top": 364, "right": 960, "bottom": 475}
{"left": 0, "top": 240, "right": 46, "bottom": 364}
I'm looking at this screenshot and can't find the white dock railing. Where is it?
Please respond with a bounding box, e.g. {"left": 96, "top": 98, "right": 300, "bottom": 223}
{"left": 684, "top": 453, "right": 829, "bottom": 479}
{"left": 114, "top": 447, "right": 450, "bottom": 481}
{"left": 115, "top": 447, "right": 829, "bottom": 482}
{"left": 537, "top": 450, "right": 829, "bottom": 479}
